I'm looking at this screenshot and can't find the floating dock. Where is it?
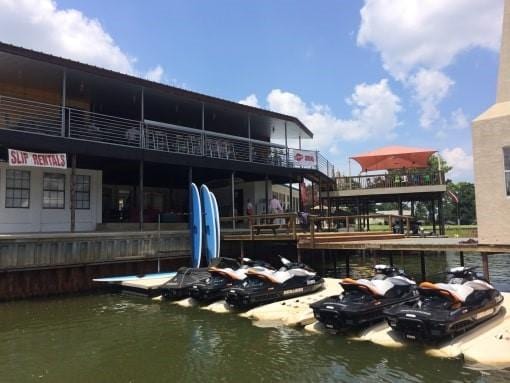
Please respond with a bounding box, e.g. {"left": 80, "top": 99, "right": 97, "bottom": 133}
{"left": 164, "top": 281, "right": 510, "bottom": 369}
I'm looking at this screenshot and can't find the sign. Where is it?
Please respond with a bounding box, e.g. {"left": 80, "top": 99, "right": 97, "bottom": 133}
{"left": 8, "top": 149, "right": 67, "bottom": 169}
{"left": 293, "top": 149, "right": 316, "bottom": 167}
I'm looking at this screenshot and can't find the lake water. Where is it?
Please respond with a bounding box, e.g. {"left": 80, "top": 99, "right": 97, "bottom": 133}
{"left": 1, "top": 252, "right": 509, "bottom": 383}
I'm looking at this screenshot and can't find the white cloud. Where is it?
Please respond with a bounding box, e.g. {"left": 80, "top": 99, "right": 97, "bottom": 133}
{"left": 441, "top": 147, "right": 474, "bottom": 180}
{"left": 449, "top": 108, "right": 469, "bottom": 130}
{"left": 262, "top": 79, "right": 401, "bottom": 151}
{"left": 238, "top": 94, "right": 260, "bottom": 108}
{"left": 409, "top": 69, "right": 454, "bottom": 129}
{"left": 145, "top": 65, "right": 165, "bottom": 83}
{"left": 357, "top": 0, "right": 503, "bottom": 80}
{"left": 357, "top": 0, "right": 503, "bottom": 132}
{"left": 0, "top": 0, "right": 165, "bottom": 80}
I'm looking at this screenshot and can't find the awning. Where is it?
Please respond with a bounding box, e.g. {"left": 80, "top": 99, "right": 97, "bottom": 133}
{"left": 351, "top": 145, "right": 436, "bottom": 172}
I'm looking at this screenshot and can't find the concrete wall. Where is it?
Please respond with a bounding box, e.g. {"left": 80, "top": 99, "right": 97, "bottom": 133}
{"left": 472, "top": 109, "right": 510, "bottom": 244}
{"left": 0, "top": 163, "right": 102, "bottom": 233}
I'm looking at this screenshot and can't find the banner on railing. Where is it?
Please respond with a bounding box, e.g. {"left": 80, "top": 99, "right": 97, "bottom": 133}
{"left": 293, "top": 149, "right": 316, "bottom": 167}
{"left": 8, "top": 149, "right": 67, "bottom": 169}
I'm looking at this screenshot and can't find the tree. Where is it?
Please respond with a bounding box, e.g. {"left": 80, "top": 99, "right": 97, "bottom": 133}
{"left": 444, "top": 182, "right": 476, "bottom": 224}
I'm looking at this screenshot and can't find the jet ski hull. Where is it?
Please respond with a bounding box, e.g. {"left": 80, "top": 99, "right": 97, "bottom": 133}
{"left": 310, "top": 293, "right": 420, "bottom": 331}
{"left": 225, "top": 276, "right": 324, "bottom": 309}
{"left": 385, "top": 292, "right": 504, "bottom": 341}
{"left": 160, "top": 267, "right": 211, "bottom": 300}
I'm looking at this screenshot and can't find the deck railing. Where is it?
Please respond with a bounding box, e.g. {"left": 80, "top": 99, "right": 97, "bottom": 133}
{"left": 335, "top": 171, "right": 445, "bottom": 191}
{"left": 0, "top": 94, "right": 334, "bottom": 178}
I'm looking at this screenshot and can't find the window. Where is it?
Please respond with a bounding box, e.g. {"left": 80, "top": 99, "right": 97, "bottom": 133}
{"left": 5, "top": 169, "right": 30, "bottom": 208}
{"left": 505, "top": 148, "right": 510, "bottom": 196}
{"left": 74, "top": 175, "right": 90, "bottom": 209}
{"left": 43, "top": 173, "right": 65, "bottom": 209}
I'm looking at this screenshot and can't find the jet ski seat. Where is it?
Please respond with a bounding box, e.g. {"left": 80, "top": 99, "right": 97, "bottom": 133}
{"left": 463, "top": 280, "right": 494, "bottom": 290}
{"left": 209, "top": 266, "right": 247, "bottom": 281}
{"left": 287, "top": 268, "right": 316, "bottom": 277}
{"left": 246, "top": 268, "right": 292, "bottom": 284}
{"left": 341, "top": 278, "right": 394, "bottom": 297}
{"left": 419, "top": 282, "right": 474, "bottom": 303}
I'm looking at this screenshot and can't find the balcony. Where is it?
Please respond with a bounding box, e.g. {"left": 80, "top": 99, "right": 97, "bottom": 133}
{"left": 326, "top": 171, "right": 446, "bottom": 198}
{"left": 0, "top": 94, "right": 335, "bottom": 178}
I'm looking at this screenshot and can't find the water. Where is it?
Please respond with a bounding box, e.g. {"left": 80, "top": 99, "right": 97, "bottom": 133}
{"left": 1, "top": 253, "right": 509, "bottom": 383}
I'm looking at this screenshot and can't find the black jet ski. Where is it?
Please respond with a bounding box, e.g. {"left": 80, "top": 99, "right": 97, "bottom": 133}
{"left": 310, "top": 264, "right": 419, "bottom": 331}
{"left": 225, "top": 257, "right": 324, "bottom": 309}
{"left": 385, "top": 266, "right": 504, "bottom": 341}
{"left": 160, "top": 257, "right": 240, "bottom": 300}
{"left": 189, "top": 258, "right": 275, "bottom": 302}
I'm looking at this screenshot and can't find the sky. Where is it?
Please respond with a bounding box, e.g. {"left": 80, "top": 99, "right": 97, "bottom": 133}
{"left": 0, "top": 0, "right": 505, "bottom": 180}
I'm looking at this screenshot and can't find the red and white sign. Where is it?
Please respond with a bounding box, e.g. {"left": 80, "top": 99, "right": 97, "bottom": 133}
{"left": 8, "top": 149, "right": 67, "bottom": 169}
{"left": 294, "top": 149, "right": 316, "bottom": 167}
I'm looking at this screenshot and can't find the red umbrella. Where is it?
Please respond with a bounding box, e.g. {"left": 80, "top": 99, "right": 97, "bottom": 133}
{"left": 351, "top": 145, "right": 436, "bottom": 172}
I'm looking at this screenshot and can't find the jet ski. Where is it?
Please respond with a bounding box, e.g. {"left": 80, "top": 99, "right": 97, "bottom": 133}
{"left": 385, "top": 266, "right": 504, "bottom": 341}
{"left": 189, "top": 258, "right": 275, "bottom": 302}
{"left": 225, "top": 257, "right": 324, "bottom": 309}
{"left": 310, "top": 264, "right": 419, "bottom": 331}
{"left": 160, "top": 257, "right": 240, "bottom": 300}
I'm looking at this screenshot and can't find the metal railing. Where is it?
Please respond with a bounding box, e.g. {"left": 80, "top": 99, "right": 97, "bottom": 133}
{"left": 335, "top": 171, "right": 445, "bottom": 191}
{"left": 0, "top": 94, "right": 335, "bottom": 178}
{"left": 0, "top": 95, "right": 62, "bottom": 137}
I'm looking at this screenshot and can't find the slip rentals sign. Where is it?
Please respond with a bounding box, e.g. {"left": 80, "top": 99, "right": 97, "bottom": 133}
{"left": 293, "top": 149, "right": 316, "bottom": 167}
{"left": 8, "top": 149, "right": 67, "bottom": 169}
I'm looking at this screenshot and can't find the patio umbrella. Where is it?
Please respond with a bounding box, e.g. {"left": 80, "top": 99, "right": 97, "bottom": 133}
{"left": 351, "top": 145, "right": 436, "bottom": 172}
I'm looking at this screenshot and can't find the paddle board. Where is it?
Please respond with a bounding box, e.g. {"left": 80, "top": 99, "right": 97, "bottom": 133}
{"left": 201, "top": 184, "right": 217, "bottom": 264}
{"left": 210, "top": 191, "right": 221, "bottom": 259}
{"left": 191, "top": 182, "right": 203, "bottom": 268}
{"left": 93, "top": 272, "right": 176, "bottom": 283}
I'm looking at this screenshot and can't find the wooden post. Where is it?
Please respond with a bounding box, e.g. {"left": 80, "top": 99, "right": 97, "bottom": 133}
{"left": 297, "top": 248, "right": 302, "bottom": 263}
{"left": 70, "top": 153, "right": 76, "bottom": 232}
{"left": 388, "top": 215, "right": 392, "bottom": 232}
{"left": 310, "top": 215, "right": 316, "bottom": 248}
{"left": 420, "top": 251, "right": 426, "bottom": 282}
{"left": 481, "top": 252, "right": 490, "bottom": 282}
{"left": 333, "top": 250, "right": 337, "bottom": 277}
{"left": 321, "top": 249, "right": 326, "bottom": 276}
{"left": 345, "top": 253, "right": 350, "bottom": 277}
{"left": 345, "top": 216, "right": 349, "bottom": 232}
{"left": 240, "top": 240, "right": 245, "bottom": 260}
{"left": 406, "top": 217, "right": 410, "bottom": 236}
{"left": 389, "top": 252, "right": 394, "bottom": 266}
{"left": 459, "top": 251, "right": 465, "bottom": 266}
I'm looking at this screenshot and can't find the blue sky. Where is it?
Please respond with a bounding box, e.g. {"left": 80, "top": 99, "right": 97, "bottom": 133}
{"left": 0, "top": 0, "right": 505, "bottom": 180}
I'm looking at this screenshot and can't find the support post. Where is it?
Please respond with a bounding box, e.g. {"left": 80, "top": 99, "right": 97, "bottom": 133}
{"left": 481, "top": 252, "right": 490, "bottom": 282}
{"left": 265, "top": 174, "right": 269, "bottom": 218}
{"left": 459, "top": 251, "right": 465, "bottom": 266}
{"left": 431, "top": 199, "right": 436, "bottom": 234}
{"left": 321, "top": 249, "right": 326, "bottom": 276}
{"left": 139, "top": 159, "right": 144, "bottom": 231}
{"left": 61, "top": 69, "right": 66, "bottom": 137}
{"left": 389, "top": 252, "right": 394, "bottom": 266}
{"left": 289, "top": 180, "right": 293, "bottom": 212}
{"left": 345, "top": 253, "right": 350, "bottom": 277}
{"left": 333, "top": 250, "right": 337, "bottom": 277}
{"left": 438, "top": 194, "right": 445, "bottom": 235}
{"left": 70, "top": 153, "right": 76, "bottom": 232}
{"left": 420, "top": 251, "right": 426, "bottom": 282}
{"left": 140, "top": 87, "right": 145, "bottom": 148}
{"left": 231, "top": 171, "right": 236, "bottom": 230}
{"left": 398, "top": 195, "right": 403, "bottom": 234}
{"left": 311, "top": 182, "right": 315, "bottom": 214}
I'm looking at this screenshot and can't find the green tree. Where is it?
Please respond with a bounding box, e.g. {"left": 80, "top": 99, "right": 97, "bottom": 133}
{"left": 444, "top": 182, "right": 476, "bottom": 224}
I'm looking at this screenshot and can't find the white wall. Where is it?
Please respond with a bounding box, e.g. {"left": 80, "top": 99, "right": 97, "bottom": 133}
{"left": 0, "top": 163, "right": 102, "bottom": 233}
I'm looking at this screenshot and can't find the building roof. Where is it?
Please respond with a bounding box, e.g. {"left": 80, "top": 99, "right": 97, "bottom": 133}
{"left": 0, "top": 41, "right": 313, "bottom": 139}
{"left": 351, "top": 145, "right": 437, "bottom": 171}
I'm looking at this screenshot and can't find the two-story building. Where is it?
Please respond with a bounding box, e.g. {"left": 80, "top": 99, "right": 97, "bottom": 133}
{"left": 0, "top": 42, "right": 334, "bottom": 233}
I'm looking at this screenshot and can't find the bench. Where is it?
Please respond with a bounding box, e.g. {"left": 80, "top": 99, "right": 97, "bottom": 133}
{"left": 252, "top": 223, "right": 286, "bottom": 235}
